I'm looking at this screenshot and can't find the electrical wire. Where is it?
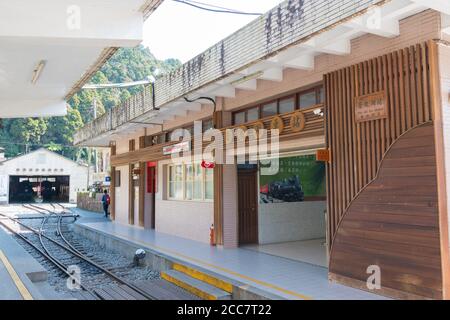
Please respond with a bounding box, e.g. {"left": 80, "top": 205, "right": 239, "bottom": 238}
{"left": 0, "top": 140, "right": 83, "bottom": 149}
{"left": 172, "top": 0, "right": 262, "bottom": 16}
{"left": 180, "top": 0, "right": 247, "bottom": 13}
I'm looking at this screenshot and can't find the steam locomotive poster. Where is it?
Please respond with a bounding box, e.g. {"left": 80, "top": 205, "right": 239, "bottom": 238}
{"left": 259, "top": 155, "right": 326, "bottom": 203}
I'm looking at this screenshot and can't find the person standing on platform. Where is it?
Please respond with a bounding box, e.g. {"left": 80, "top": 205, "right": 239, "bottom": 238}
{"left": 101, "top": 189, "right": 110, "bottom": 218}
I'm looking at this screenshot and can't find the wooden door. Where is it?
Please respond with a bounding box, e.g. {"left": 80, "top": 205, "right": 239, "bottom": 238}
{"left": 238, "top": 169, "right": 258, "bottom": 245}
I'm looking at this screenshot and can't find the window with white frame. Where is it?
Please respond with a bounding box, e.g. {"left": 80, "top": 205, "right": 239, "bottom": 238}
{"left": 167, "top": 163, "right": 213, "bottom": 201}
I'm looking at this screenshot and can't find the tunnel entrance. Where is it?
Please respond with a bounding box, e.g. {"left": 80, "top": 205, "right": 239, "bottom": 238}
{"left": 9, "top": 176, "right": 70, "bottom": 203}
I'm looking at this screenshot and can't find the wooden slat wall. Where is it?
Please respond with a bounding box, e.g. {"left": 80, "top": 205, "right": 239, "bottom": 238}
{"left": 325, "top": 42, "right": 434, "bottom": 244}
{"left": 330, "top": 123, "right": 441, "bottom": 299}
{"left": 325, "top": 42, "right": 442, "bottom": 299}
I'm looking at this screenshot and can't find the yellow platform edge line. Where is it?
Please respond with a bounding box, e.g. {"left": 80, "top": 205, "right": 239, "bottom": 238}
{"left": 120, "top": 236, "right": 313, "bottom": 300}
{"left": 161, "top": 271, "right": 217, "bottom": 300}
{"left": 0, "top": 250, "right": 33, "bottom": 300}
{"left": 173, "top": 263, "right": 233, "bottom": 293}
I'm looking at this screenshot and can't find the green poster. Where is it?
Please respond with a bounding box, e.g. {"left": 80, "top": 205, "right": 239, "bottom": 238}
{"left": 260, "top": 155, "right": 326, "bottom": 203}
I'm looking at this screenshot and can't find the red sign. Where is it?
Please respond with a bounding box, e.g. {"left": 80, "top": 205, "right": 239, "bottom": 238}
{"left": 201, "top": 160, "right": 215, "bottom": 169}
{"left": 147, "top": 161, "right": 157, "bottom": 168}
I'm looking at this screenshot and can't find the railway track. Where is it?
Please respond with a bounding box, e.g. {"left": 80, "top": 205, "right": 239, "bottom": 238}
{"left": 0, "top": 204, "right": 157, "bottom": 300}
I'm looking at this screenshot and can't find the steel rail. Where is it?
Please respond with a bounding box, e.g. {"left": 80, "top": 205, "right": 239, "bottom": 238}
{"left": 7, "top": 205, "right": 156, "bottom": 300}
{"left": 0, "top": 218, "right": 97, "bottom": 298}
{"left": 54, "top": 214, "right": 157, "bottom": 300}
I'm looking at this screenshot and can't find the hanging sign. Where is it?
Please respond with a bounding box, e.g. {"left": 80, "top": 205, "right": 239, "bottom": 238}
{"left": 355, "top": 91, "right": 388, "bottom": 123}
{"left": 163, "top": 141, "right": 190, "bottom": 155}
{"left": 252, "top": 121, "right": 265, "bottom": 132}
{"left": 270, "top": 116, "right": 284, "bottom": 133}
{"left": 290, "top": 111, "right": 306, "bottom": 132}
{"left": 201, "top": 160, "right": 215, "bottom": 169}
{"left": 316, "top": 149, "right": 330, "bottom": 162}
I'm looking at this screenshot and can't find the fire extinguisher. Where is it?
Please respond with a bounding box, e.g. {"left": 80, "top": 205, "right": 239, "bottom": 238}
{"left": 210, "top": 224, "right": 216, "bottom": 246}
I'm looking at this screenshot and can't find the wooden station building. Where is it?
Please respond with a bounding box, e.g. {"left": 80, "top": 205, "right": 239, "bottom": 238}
{"left": 74, "top": 0, "right": 450, "bottom": 299}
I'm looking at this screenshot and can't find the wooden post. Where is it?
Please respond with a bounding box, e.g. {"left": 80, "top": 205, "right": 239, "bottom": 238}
{"left": 128, "top": 139, "right": 135, "bottom": 225}
{"left": 128, "top": 164, "right": 135, "bottom": 225}
{"left": 213, "top": 164, "right": 224, "bottom": 245}
{"left": 213, "top": 109, "right": 224, "bottom": 245}
{"left": 138, "top": 161, "right": 146, "bottom": 227}
{"left": 109, "top": 143, "right": 116, "bottom": 220}
{"left": 429, "top": 39, "right": 450, "bottom": 300}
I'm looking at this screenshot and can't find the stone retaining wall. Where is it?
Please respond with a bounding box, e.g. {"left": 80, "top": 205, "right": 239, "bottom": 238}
{"left": 77, "top": 193, "right": 103, "bottom": 213}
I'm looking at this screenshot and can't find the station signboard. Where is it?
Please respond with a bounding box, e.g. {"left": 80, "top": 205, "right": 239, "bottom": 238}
{"left": 355, "top": 91, "right": 388, "bottom": 123}
{"left": 162, "top": 141, "right": 190, "bottom": 155}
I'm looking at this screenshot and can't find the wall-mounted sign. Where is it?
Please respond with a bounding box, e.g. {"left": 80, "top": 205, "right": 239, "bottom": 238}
{"left": 259, "top": 155, "right": 326, "bottom": 203}
{"left": 316, "top": 149, "right": 330, "bottom": 163}
{"left": 252, "top": 121, "right": 265, "bottom": 132}
{"left": 355, "top": 91, "right": 388, "bottom": 123}
{"left": 290, "top": 111, "right": 306, "bottom": 132}
{"left": 147, "top": 161, "right": 157, "bottom": 168}
{"left": 105, "top": 176, "right": 111, "bottom": 182}
{"left": 270, "top": 116, "right": 284, "bottom": 133}
{"left": 163, "top": 141, "right": 190, "bottom": 155}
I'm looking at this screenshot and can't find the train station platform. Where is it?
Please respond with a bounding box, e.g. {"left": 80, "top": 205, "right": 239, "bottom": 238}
{"left": 0, "top": 218, "right": 64, "bottom": 300}
{"left": 70, "top": 208, "right": 387, "bottom": 300}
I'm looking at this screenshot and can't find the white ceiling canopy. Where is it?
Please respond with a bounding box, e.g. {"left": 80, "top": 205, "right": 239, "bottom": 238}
{"left": 0, "top": 0, "right": 156, "bottom": 118}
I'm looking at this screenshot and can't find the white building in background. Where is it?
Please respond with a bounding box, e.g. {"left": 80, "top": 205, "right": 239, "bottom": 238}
{"left": 0, "top": 148, "right": 88, "bottom": 204}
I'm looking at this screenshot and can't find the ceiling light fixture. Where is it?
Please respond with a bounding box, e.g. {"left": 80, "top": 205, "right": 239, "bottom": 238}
{"left": 31, "top": 60, "right": 46, "bottom": 84}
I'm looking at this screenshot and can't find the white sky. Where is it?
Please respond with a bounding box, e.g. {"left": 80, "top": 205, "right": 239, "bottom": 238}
{"left": 142, "top": 0, "right": 284, "bottom": 63}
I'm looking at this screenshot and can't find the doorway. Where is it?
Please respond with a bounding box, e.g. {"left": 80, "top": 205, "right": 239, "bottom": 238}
{"left": 237, "top": 165, "right": 258, "bottom": 245}
{"left": 240, "top": 154, "right": 328, "bottom": 267}
{"left": 9, "top": 175, "right": 70, "bottom": 203}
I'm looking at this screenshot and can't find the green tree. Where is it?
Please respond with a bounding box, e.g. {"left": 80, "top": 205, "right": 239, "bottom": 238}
{"left": 0, "top": 45, "right": 181, "bottom": 162}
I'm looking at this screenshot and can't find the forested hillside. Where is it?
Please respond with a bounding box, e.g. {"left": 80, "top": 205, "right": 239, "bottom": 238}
{"left": 0, "top": 45, "right": 180, "bottom": 162}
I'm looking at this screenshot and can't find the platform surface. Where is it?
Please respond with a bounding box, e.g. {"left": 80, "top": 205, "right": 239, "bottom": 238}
{"left": 71, "top": 207, "right": 388, "bottom": 300}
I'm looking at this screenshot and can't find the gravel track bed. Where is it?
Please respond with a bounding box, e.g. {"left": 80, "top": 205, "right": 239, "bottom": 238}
{"left": 13, "top": 216, "right": 160, "bottom": 296}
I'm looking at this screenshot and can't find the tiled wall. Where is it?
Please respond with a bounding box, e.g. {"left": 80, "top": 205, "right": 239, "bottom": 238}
{"left": 223, "top": 10, "right": 441, "bottom": 111}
